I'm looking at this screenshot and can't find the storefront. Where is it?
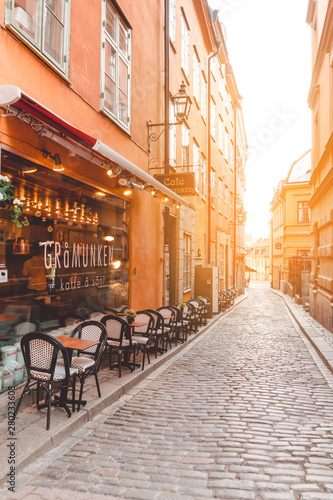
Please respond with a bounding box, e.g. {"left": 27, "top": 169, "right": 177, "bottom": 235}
{"left": 0, "top": 149, "right": 130, "bottom": 392}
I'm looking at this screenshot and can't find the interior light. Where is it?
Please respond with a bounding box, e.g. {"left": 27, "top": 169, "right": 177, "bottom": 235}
{"left": 22, "top": 167, "right": 37, "bottom": 174}
{"left": 113, "top": 260, "right": 121, "bottom": 269}
{"left": 151, "top": 190, "right": 156, "bottom": 196}
{"left": 104, "top": 236, "right": 115, "bottom": 242}
{"left": 96, "top": 191, "right": 106, "bottom": 197}
{"left": 164, "top": 197, "right": 169, "bottom": 202}
{"left": 124, "top": 189, "right": 132, "bottom": 196}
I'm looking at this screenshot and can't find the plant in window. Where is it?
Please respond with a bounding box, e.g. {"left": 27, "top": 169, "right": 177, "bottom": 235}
{"left": 0, "top": 175, "right": 29, "bottom": 228}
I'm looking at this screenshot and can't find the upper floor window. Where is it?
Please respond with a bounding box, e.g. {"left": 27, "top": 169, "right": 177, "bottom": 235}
{"left": 181, "top": 123, "right": 190, "bottom": 170}
{"left": 200, "top": 155, "right": 206, "bottom": 198}
{"left": 5, "top": 0, "right": 71, "bottom": 76}
{"left": 298, "top": 201, "right": 311, "bottom": 224}
{"left": 210, "top": 98, "right": 216, "bottom": 139}
{"left": 218, "top": 116, "right": 223, "bottom": 152}
{"left": 101, "top": 0, "right": 131, "bottom": 131}
{"left": 211, "top": 168, "right": 216, "bottom": 200}
{"left": 181, "top": 11, "right": 189, "bottom": 79}
{"left": 193, "top": 48, "right": 200, "bottom": 103}
{"left": 193, "top": 141, "right": 200, "bottom": 191}
{"left": 169, "top": 0, "right": 176, "bottom": 46}
{"left": 169, "top": 102, "right": 176, "bottom": 167}
{"left": 201, "top": 72, "right": 207, "bottom": 121}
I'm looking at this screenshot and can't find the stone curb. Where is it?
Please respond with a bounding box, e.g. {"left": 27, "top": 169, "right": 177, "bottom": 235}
{"left": 0, "top": 293, "right": 248, "bottom": 484}
{"left": 270, "top": 288, "right": 333, "bottom": 374}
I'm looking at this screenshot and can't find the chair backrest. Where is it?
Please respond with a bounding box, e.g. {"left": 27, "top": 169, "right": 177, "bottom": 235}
{"left": 10, "top": 319, "right": 41, "bottom": 337}
{"left": 101, "top": 315, "right": 131, "bottom": 346}
{"left": 59, "top": 313, "right": 85, "bottom": 327}
{"left": 157, "top": 307, "right": 176, "bottom": 326}
{"left": 188, "top": 299, "right": 201, "bottom": 309}
{"left": 70, "top": 320, "right": 107, "bottom": 358}
{"left": 183, "top": 302, "right": 194, "bottom": 315}
{"left": 169, "top": 306, "right": 183, "bottom": 323}
{"left": 201, "top": 297, "right": 209, "bottom": 305}
{"left": 144, "top": 309, "right": 163, "bottom": 331}
{"left": 21, "top": 331, "right": 71, "bottom": 381}
{"left": 133, "top": 311, "right": 154, "bottom": 337}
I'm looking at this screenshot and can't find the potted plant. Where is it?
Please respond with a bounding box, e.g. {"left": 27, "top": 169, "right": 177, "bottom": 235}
{"left": 178, "top": 302, "right": 186, "bottom": 312}
{"left": 197, "top": 296, "right": 203, "bottom": 301}
{"left": 0, "top": 175, "right": 29, "bottom": 228}
{"left": 124, "top": 309, "right": 137, "bottom": 324}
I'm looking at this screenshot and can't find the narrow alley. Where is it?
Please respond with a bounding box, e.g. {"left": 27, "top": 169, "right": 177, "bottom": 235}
{"left": 3, "top": 285, "right": 333, "bottom": 500}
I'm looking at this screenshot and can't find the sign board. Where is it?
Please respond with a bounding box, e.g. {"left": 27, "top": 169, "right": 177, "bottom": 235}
{"left": 154, "top": 173, "right": 196, "bottom": 196}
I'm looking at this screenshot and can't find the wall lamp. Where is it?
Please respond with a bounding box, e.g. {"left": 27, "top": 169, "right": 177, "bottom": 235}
{"left": 147, "top": 81, "right": 192, "bottom": 155}
{"left": 118, "top": 178, "right": 145, "bottom": 191}
{"left": 42, "top": 151, "right": 64, "bottom": 171}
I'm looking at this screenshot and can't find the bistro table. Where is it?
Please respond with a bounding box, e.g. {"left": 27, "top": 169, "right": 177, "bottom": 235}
{"left": 56, "top": 335, "right": 100, "bottom": 409}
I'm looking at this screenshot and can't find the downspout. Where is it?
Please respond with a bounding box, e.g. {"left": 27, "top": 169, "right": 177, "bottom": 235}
{"left": 207, "top": 42, "right": 221, "bottom": 265}
{"left": 165, "top": 0, "right": 170, "bottom": 174}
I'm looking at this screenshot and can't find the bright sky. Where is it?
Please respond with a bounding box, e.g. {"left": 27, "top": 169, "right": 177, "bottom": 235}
{"left": 209, "top": 0, "right": 312, "bottom": 242}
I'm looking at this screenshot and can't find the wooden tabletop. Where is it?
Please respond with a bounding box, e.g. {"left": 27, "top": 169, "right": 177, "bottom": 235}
{"left": 129, "top": 321, "right": 148, "bottom": 328}
{"left": 0, "top": 314, "right": 18, "bottom": 322}
{"left": 57, "top": 335, "right": 99, "bottom": 351}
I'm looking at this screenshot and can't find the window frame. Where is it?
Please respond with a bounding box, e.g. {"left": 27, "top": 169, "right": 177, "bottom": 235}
{"left": 183, "top": 233, "right": 192, "bottom": 291}
{"left": 101, "top": 0, "right": 132, "bottom": 133}
{"left": 297, "top": 201, "right": 311, "bottom": 224}
{"left": 181, "top": 10, "right": 190, "bottom": 79}
{"left": 169, "top": 0, "right": 176, "bottom": 46}
{"left": 5, "top": 0, "right": 71, "bottom": 77}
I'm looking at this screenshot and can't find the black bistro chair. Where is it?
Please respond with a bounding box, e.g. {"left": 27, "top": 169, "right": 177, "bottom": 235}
{"left": 9, "top": 318, "right": 41, "bottom": 338}
{"left": 101, "top": 315, "right": 136, "bottom": 377}
{"left": 58, "top": 320, "right": 107, "bottom": 411}
{"left": 131, "top": 311, "right": 155, "bottom": 370}
{"left": 15, "top": 332, "right": 78, "bottom": 430}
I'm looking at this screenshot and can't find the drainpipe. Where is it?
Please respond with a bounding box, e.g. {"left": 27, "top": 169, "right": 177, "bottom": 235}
{"left": 165, "top": 0, "right": 170, "bottom": 175}
{"left": 207, "top": 42, "right": 221, "bottom": 265}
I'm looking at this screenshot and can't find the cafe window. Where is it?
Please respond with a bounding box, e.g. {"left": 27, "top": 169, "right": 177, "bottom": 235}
{"left": 0, "top": 150, "right": 130, "bottom": 392}
{"left": 5, "top": 0, "right": 71, "bottom": 76}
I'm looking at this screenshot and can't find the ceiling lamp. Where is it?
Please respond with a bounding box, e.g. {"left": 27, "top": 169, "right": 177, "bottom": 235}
{"left": 104, "top": 235, "right": 114, "bottom": 242}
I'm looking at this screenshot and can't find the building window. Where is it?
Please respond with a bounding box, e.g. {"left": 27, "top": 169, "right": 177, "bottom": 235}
{"left": 5, "top": 0, "right": 71, "bottom": 75}
{"left": 210, "top": 98, "right": 216, "bottom": 139}
{"left": 193, "top": 141, "right": 200, "bottom": 191}
{"left": 193, "top": 48, "right": 200, "bottom": 103}
{"left": 225, "top": 185, "right": 229, "bottom": 217}
{"left": 101, "top": 0, "right": 131, "bottom": 130}
{"left": 298, "top": 202, "right": 310, "bottom": 224}
{"left": 218, "top": 116, "right": 223, "bottom": 152}
{"left": 181, "top": 123, "right": 190, "bottom": 170}
{"left": 169, "top": 102, "right": 176, "bottom": 166}
{"left": 200, "top": 155, "right": 206, "bottom": 198}
{"left": 201, "top": 72, "right": 207, "bottom": 120}
{"left": 184, "top": 233, "right": 191, "bottom": 290}
{"left": 224, "top": 129, "right": 229, "bottom": 162}
{"left": 169, "top": 0, "right": 176, "bottom": 46}
{"left": 218, "top": 179, "right": 223, "bottom": 213}
{"left": 181, "top": 11, "right": 189, "bottom": 78}
{"left": 211, "top": 169, "right": 216, "bottom": 205}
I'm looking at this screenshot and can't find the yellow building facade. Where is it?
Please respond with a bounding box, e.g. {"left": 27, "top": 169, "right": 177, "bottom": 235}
{"left": 270, "top": 151, "right": 312, "bottom": 301}
{"left": 307, "top": 0, "right": 333, "bottom": 330}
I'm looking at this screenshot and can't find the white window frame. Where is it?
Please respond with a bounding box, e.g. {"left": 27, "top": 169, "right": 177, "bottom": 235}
{"left": 5, "top": 0, "right": 71, "bottom": 76}
{"left": 211, "top": 168, "right": 216, "bottom": 201}
{"left": 201, "top": 72, "right": 207, "bottom": 121}
{"left": 181, "top": 11, "right": 189, "bottom": 79}
{"left": 193, "top": 48, "right": 200, "bottom": 103}
{"left": 181, "top": 123, "right": 190, "bottom": 170}
{"left": 183, "top": 233, "right": 191, "bottom": 291}
{"left": 169, "top": 0, "right": 176, "bottom": 46}
{"left": 200, "top": 155, "right": 206, "bottom": 199}
{"left": 101, "top": 0, "right": 131, "bottom": 132}
{"left": 218, "top": 116, "right": 223, "bottom": 152}
{"left": 169, "top": 101, "right": 176, "bottom": 167}
{"left": 210, "top": 98, "right": 216, "bottom": 140}
{"left": 193, "top": 141, "right": 200, "bottom": 191}
{"left": 218, "top": 178, "right": 223, "bottom": 213}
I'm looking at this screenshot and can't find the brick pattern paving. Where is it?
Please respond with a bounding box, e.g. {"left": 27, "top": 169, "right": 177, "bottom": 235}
{"left": 2, "top": 287, "right": 333, "bottom": 500}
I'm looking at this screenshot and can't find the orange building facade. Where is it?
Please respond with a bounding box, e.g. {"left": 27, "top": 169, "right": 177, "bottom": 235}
{"left": 0, "top": 1, "right": 246, "bottom": 345}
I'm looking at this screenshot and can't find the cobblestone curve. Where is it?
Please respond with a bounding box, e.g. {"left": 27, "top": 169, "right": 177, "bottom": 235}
{"left": 3, "top": 287, "right": 333, "bottom": 500}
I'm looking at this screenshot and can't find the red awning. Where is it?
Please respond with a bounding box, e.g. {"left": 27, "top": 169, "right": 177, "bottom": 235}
{"left": 0, "top": 85, "right": 189, "bottom": 207}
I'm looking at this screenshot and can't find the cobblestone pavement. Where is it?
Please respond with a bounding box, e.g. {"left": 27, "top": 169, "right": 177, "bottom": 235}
{"left": 2, "top": 285, "right": 333, "bottom": 500}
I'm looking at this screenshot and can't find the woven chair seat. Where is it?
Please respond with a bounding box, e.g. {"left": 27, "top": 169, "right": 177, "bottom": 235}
{"left": 57, "top": 356, "right": 95, "bottom": 373}
{"left": 132, "top": 335, "right": 148, "bottom": 344}
{"left": 30, "top": 365, "right": 77, "bottom": 381}
{"left": 107, "top": 338, "right": 135, "bottom": 347}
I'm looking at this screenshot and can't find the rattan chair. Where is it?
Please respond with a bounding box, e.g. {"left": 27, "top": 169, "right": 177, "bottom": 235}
{"left": 15, "top": 332, "right": 78, "bottom": 430}
{"left": 131, "top": 311, "right": 154, "bottom": 370}
{"left": 101, "top": 315, "right": 136, "bottom": 377}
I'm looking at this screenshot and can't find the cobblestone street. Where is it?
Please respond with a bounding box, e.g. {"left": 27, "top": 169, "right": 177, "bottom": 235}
{"left": 2, "top": 285, "right": 333, "bottom": 500}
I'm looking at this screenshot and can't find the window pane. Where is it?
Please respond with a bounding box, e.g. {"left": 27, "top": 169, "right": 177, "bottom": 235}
{"left": 105, "top": 76, "right": 116, "bottom": 115}
{"left": 118, "top": 57, "right": 128, "bottom": 94}
{"left": 105, "top": 41, "right": 116, "bottom": 80}
{"left": 46, "top": 0, "right": 64, "bottom": 23}
{"left": 44, "top": 9, "right": 64, "bottom": 64}
{"left": 119, "top": 90, "right": 128, "bottom": 124}
{"left": 119, "top": 20, "right": 128, "bottom": 58}
{"left": 13, "top": 0, "right": 38, "bottom": 42}
{"left": 106, "top": 1, "right": 116, "bottom": 41}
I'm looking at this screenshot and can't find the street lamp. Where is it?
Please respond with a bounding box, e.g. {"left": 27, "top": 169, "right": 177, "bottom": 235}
{"left": 147, "top": 81, "right": 192, "bottom": 163}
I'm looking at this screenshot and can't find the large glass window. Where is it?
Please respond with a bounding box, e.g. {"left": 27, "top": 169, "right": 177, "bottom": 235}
{"left": 193, "top": 141, "right": 200, "bottom": 191}
{"left": 0, "top": 151, "right": 130, "bottom": 351}
{"left": 5, "top": 0, "right": 70, "bottom": 75}
{"left": 102, "top": 0, "right": 131, "bottom": 130}
{"left": 193, "top": 48, "right": 200, "bottom": 103}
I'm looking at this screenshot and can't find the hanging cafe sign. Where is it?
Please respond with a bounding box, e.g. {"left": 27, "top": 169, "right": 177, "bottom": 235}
{"left": 154, "top": 173, "right": 195, "bottom": 196}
